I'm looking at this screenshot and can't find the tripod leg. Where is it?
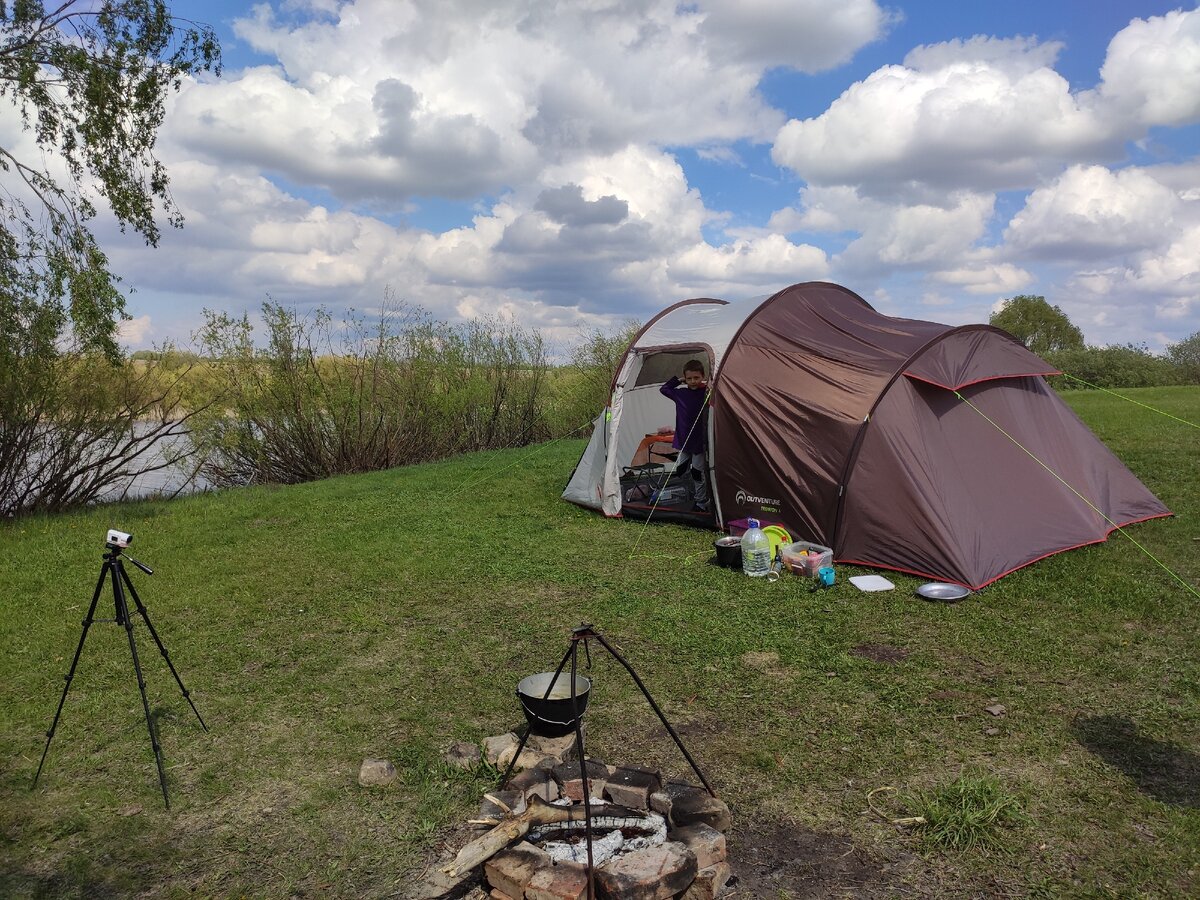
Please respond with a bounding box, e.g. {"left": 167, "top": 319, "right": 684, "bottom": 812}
{"left": 33, "top": 561, "right": 110, "bottom": 788}
{"left": 570, "top": 643, "right": 596, "bottom": 900}
{"left": 113, "top": 562, "right": 171, "bottom": 809}
{"left": 591, "top": 631, "right": 717, "bottom": 797}
{"left": 119, "top": 565, "right": 207, "bottom": 732}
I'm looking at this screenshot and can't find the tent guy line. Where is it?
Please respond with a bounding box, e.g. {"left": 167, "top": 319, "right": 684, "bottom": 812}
{"left": 1061, "top": 376, "right": 1200, "bottom": 431}
{"left": 954, "top": 390, "right": 1198, "bottom": 601}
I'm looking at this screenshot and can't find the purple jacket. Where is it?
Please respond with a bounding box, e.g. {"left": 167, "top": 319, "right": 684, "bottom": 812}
{"left": 660, "top": 376, "right": 708, "bottom": 453}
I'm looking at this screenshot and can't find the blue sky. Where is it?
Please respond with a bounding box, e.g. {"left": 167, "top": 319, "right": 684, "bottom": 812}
{"left": 64, "top": 1, "right": 1200, "bottom": 353}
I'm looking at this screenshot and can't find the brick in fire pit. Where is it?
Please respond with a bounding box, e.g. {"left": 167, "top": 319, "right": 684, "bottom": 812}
{"left": 658, "top": 782, "right": 732, "bottom": 832}
{"left": 552, "top": 759, "right": 611, "bottom": 801}
{"left": 603, "top": 765, "right": 662, "bottom": 809}
{"left": 507, "top": 765, "right": 561, "bottom": 804}
{"left": 526, "top": 859, "right": 590, "bottom": 900}
{"left": 667, "top": 823, "right": 726, "bottom": 869}
{"left": 594, "top": 841, "right": 697, "bottom": 900}
{"left": 484, "top": 841, "right": 549, "bottom": 900}
{"left": 680, "top": 862, "right": 732, "bottom": 900}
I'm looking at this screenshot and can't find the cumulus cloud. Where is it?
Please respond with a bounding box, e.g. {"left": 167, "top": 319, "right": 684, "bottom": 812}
{"left": 698, "top": 0, "right": 893, "bottom": 71}
{"left": 669, "top": 234, "right": 829, "bottom": 290}
{"left": 1004, "top": 165, "right": 1182, "bottom": 259}
{"left": 931, "top": 262, "right": 1034, "bottom": 295}
{"left": 1095, "top": 8, "right": 1200, "bottom": 128}
{"left": 168, "top": 0, "right": 888, "bottom": 206}
{"left": 771, "top": 9, "right": 1200, "bottom": 193}
{"left": 773, "top": 186, "right": 997, "bottom": 276}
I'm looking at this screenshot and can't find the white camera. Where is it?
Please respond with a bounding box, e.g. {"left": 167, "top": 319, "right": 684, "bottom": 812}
{"left": 106, "top": 529, "right": 133, "bottom": 548}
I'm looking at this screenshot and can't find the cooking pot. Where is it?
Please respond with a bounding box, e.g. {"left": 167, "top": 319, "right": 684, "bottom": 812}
{"left": 516, "top": 671, "right": 591, "bottom": 737}
{"left": 713, "top": 535, "right": 742, "bottom": 568}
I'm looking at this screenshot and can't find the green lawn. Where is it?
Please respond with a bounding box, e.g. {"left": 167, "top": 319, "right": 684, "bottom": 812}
{"left": 2, "top": 386, "right": 1198, "bottom": 898}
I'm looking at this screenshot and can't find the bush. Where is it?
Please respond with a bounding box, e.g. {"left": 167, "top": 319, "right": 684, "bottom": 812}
{"left": 544, "top": 321, "right": 641, "bottom": 435}
{"left": 1044, "top": 344, "right": 1184, "bottom": 390}
{"left": 0, "top": 330, "right": 203, "bottom": 516}
{"left": 191, "top": 300, "right": 553, "bottom": 487}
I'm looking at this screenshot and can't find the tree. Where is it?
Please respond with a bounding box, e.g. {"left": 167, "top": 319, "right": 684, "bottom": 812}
{"left": 989, "top": 295, "right": 1085, "bottom": 356}
{"left": 0, "top": 3, "right": 219, "bottom": 514}
{"left": 1, "top": 1, "right": 221, "bottom": 356}
{"left": 1166, "top": 330, "right": 1200, "bottom": 384}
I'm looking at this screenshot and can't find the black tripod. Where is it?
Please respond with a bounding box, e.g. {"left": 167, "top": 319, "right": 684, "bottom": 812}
{"left": 33, "top": 542, "right": 207, "bottom": 808}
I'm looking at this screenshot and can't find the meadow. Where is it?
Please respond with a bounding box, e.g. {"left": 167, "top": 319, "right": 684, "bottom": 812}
{"left": 1, "top": 386, "right": 1197, "bottom": 898}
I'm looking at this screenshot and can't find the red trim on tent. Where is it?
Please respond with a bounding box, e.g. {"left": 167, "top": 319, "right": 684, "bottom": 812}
{"left": 838, "top": 510, "right": 1172, "bottom": 591}
{"left": 902, "top": 369, "right": 1062, "bottom": 392}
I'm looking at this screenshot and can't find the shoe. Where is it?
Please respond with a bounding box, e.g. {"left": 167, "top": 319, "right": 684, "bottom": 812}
{"left": 692, "top": 503, "right": 710, "bottom": 513}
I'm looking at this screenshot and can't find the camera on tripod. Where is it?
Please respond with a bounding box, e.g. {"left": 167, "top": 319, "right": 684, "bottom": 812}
{"left": 106, "top": 529, "right": 133, "bottom": 549}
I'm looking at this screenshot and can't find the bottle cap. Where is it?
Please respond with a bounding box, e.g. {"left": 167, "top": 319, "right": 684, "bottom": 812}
{"left": 748, "top": 518, "right": 759, "bottom": 528}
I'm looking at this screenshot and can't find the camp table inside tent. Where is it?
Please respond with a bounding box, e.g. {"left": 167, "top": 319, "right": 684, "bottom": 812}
{"left": 562, "top": 281, "right": 1170, "bottom": 590}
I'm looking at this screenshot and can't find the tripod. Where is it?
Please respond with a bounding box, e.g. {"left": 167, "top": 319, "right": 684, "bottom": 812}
{"left": 33, "top": 542, "right": 207, "bottom": 808}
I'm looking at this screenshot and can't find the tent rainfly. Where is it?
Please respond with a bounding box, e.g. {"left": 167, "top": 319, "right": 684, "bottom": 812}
{"left": 562, "top": 282, "right": 1170, "bottom": 589}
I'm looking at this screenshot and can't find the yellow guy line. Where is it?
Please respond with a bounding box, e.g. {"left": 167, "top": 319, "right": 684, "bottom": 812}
{"left": 1061, "top": 374, "right": 1200, "bottom": 430}
{"left": 954, "top": 391, "right": 1199, "bottom": 600}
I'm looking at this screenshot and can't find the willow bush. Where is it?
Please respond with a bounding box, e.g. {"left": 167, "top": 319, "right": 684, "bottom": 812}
{"left": 190, "top": 301, "right": 553, "bottom": 487}
{"left": 0, "top": 324, "right": 202, "bottom": 516}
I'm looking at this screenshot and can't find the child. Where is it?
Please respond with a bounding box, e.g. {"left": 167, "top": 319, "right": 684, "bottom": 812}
{"left": 659, "top": 359, "right": 710, "bottom": 512}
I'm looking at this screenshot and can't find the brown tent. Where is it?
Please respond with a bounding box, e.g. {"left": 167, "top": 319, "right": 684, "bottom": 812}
{"left": 563, "top": 282, "right": 1169, "bottom": 588}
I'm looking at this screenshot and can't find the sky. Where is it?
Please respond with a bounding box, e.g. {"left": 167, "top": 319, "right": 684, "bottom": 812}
{"left": 26, "top": 1, "right": 1200, "bottom": 353}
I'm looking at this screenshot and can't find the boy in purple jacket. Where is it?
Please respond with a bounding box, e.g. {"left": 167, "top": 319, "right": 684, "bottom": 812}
{"left": 659, "top": 359, "right": 711, "bottom": 512}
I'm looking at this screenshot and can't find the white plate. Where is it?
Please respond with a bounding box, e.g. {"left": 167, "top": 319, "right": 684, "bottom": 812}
{"left": 849, "top": 575, "right": 895, "bottom": 592}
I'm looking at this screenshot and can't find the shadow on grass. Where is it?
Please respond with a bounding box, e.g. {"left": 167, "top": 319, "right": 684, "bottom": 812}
{"left": 1073, "top": 715, "right": 1200, "bottom": 807}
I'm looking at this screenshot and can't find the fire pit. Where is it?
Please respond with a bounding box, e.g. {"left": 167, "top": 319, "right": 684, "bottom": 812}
{"left": 452, "top": 750, "right": 733, "bottom": 900}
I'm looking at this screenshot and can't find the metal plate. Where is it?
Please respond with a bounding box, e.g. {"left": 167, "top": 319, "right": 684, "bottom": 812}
{"left": 916, "top": 582, "right": 971, "bottom": 602}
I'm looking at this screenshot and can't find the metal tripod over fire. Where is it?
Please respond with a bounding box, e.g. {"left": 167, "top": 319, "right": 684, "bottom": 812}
{"left": 492, "top": 622, "right": 717, "bottom": 899}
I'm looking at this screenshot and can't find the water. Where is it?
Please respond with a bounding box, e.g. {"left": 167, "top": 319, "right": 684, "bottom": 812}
{"left": 90, "top": 429, "right": 212, "bottom": 503}
{"left": 14, "top": 427, "right": 213, "bottom": 510}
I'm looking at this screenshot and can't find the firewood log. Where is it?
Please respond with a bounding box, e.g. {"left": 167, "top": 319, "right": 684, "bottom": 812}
{"left": 442, "top": 795, "right": 645, "bottom": 875}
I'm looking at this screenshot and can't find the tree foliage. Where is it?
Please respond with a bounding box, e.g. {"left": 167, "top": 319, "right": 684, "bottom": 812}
{"left": 1166, "top": 330, "right": 1200, "bottom": 384}
{"left": 990, "top": 295, "right": 1085, "bottom": 356}
{"left": 1, "top": 1, "right": 220, "bottom": 355}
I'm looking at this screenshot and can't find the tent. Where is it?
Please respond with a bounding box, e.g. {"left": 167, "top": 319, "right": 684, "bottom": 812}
{"left": 562, "top": 282, "right": 1170, "bottom": 589}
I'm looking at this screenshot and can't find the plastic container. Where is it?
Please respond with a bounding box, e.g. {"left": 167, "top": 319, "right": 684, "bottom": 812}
{"left": 780, "top": 541, "right": 834, "bottom": 577}
{"left": 740, "top": 518, "right": 771, "bottom": 577}
{"left": 728, "top": 517, "right": 784, "bottom": 538}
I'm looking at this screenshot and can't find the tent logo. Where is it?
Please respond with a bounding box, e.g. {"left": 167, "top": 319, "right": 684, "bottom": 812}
{"left": 735, "top": 487, "right": 782, "bottom": 509}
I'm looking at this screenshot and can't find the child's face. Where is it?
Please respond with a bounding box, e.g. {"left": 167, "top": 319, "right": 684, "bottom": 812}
{"left": 684, "top": 370, "right": 705, "bottom": 389}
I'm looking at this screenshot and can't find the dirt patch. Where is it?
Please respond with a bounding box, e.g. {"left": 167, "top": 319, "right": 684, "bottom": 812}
{"left": 724, "top": 821, "right": 918, "bottom": 898}
{"left": 851, "top": 644, "right": 910, "bottom": 664}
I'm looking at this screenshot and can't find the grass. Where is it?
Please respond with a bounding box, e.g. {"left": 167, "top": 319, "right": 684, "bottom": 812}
{"left": 1, "top": 385, "right": 1198, "bottom": 897}
{"left": 900, "top": 774, "right": 1030, "bottom": 851}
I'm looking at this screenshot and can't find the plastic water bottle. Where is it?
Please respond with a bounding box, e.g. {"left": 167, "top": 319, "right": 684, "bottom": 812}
{"left": 741, "top": 519, "right": 771, "bottom": 577}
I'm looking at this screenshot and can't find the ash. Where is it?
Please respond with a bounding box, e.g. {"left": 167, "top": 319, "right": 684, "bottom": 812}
{"left": 527, "top": 798, "right": 668, "bottom": 866}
